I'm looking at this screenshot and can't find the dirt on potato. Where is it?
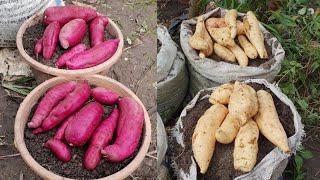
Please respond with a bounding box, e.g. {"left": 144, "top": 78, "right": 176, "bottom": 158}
{"left": 169, "top": 83, "right": 295, "bottom": 179}
{"left": 24, "top": 98, "right": 142, "bottom": 179}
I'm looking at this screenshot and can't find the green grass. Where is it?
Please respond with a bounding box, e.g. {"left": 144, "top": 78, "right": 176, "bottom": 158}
{"left": 199, "top": 0, "right": 319, "bottom": 179}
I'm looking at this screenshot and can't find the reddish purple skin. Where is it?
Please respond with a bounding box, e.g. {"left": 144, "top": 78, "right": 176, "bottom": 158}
{"left": 91, "top": 87, "right": 120, "bottom": 105}
{"left": 41, "top": 81, "right": 90, "bottom": 131}
{"left": 45, "top": 139, "right": 71, "bottom": 162}
{"left": 28, "top": 81, "right": 77, "bottom": 129}
{"left": 59, "top": 19, "right": 87, "bottom": 49}
{"left": 44, "top": 5, "right": 97, "bottom": 25}
{"left": 56, "top": 43, "right": 86, "bottom": 68}
{"left": 83, "top": 108, "right": 119, "bottom": 170}
{"left": 54, "top": 115, "right": 73, "bottom": 140}
{"left": 34, "top": 38, "right": 43, "bottom": 58}
{"left": 89, "top": 16, "right": 109, "bottom": 47}
{"left": 65, "top": 102, "right": 104, "bottom": 147}
{"left": 43, "top": 21, "right": 60, "bottom": 60}
{"left": 101, "top": 97, "right": 144, "bottom": 162}
{"left": 66, "top": 39, "right": 120, "bottom": 70}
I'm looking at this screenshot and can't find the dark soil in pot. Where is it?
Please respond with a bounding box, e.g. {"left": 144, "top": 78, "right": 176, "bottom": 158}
{"left": 169, "top": 83, "right": 295, "bottom": 180}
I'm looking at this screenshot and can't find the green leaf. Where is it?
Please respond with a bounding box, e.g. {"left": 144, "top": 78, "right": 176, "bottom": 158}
{"left": 295, "top": 0, "right": 309, "bottom": 4}
{"left": 300, "top": 150, "right": 313, "bottom": 159}
{"left": 297, "top": 99, "right": 308, "bottom": 111}
{"left": 295, "top": 155, "right": 304, "bottom": 170}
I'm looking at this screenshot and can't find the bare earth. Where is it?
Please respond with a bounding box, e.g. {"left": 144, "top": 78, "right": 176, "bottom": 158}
{"left": 0, "top": 0, "right": 156, "bottom": 179}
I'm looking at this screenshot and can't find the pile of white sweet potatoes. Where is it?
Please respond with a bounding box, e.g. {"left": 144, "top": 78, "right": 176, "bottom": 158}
{"left": 28, "top": 81, "right": 144, "bottom": 170}
{"left": 189, "top": 9, "right": 268, "bottom": 67}
{"left": 192, "top": 82, "right": 290, "bottom": 174}
{"left": 34, "top": 5, "right": 119, "bottom": 70}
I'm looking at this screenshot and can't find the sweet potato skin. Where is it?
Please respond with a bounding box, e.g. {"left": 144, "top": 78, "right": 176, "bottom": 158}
{"left": 234, "top": 120, "right": 259, "bottom": 172}
{"left": 56, "top": 43, "right": 86, "bottom": 68}
{"left": 101, "top": 97, "right": 144, "bottom": 162}
{"left": 213, "top": 43, "right": 236, "bottom": 63}
{"left": 66, "top": 39, "right": 120, "bottom": 70}
{"left": 59, "top": 19, "right": 86, "bottom": 49}
{"left": 41, "top": 81, "right": 91, "bottom": 131}
{"left": 90, "top": 16, "right": 109, "bottom": 47}
{"left": 28, "top": 81, "right": 77, "bottom": 129}
{"left": 255, "top": 90, "right": 290, "bottom": 153}
{"left": 238, "top": 35, "right": 258, "bottom": 59}
{"left": 227, "top": 43, "right": 248, "bottom": 67}
{"left": 42, "top": 21, "right": 60, "bottom": 60}
{"left": 225, "top": 9, "right": 238, "bottom": 38}
{"left": 34, "top": 38, "right": 43, "bottom": 58}
{"left": 209, "top": 83, "right": 234, "bottom": 105}
{"left": 65, "top": 102, "right": 104, "bottom": 146}
{"left": 44, "top": 5, "right": 97, "bottom": 25}
{"left": 45, "top": 139, "right": 71, "bottom": 162}
{"left": 83, "top": 108, "right": 119, "bottom": 170}
{"left": 192, "top": 104, "right": 228, "bottom": 174}
{"left": 215, "top": 114, "right": 240, "bottom": 144}
{"left": 91, "top": 87, "right": 120, "bottom": 105}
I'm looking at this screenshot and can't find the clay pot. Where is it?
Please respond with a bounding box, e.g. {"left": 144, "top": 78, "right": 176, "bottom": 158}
{"left": 14, "top": 75, "right": 151, "bottom": 180}
{"left": 16, "top": 12, "right": 124, "bottom": 83}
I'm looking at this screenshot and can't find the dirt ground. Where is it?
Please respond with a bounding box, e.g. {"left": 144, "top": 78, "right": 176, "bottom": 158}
{"left": 0, "top": 0, "right": 156, "bottom": 179}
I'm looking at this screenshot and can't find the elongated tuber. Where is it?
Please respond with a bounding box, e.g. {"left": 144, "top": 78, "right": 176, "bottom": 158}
{"left": 56, "top": 43, "right": 86, "bottom": 68}
{"left": 227, "top": 43, "right": 248, "bottom": 67}
{"left": 207, "top": 26, "right": 235, "bottom": 47}
{"left": 255, "top": 90, "right": 290, "bottom": 153}
{"left": 215, "top": 114, "right": 240, "bottom": 144}
{"left": 34, "top": 38, "right": 43, "bottom": 58}
{"left": 91, "top": 87, "right": 120, "bottom": 105}
{"left": 42, "top": 21, "right": 60, "bottom": 60}
{"left": 59, "top": 19, "right": 86, "bottom": 49}
{"left": 90, "top": 16, "right": 109, "bottom": 47}
{"left": 238, "top": 35, "right": 258, "bottom": 59}
{"left": 225, "top": 9, "right": 238, "bottom": 38}
{"left": 234, "top": 120, "right": 259, "bottom": 172}
{"left": 214, "top": 43, "right": 236, "bottom": 63}
{"left": 209, "top": 83, "right": 234, "bottom": 105}
{"left": 189, "top": 16, "right": 213, "bottom": 58}
{"left": 243, "top": 11, "right": 268, "bottom": 59}
{"left": 192, "top": 104, "right": 228, "bottom": 174}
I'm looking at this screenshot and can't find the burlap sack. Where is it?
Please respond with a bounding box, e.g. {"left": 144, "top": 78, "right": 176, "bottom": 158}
{"left": 0, "top": 0, "right": 63, "bottom": 47}
{"left": 171, "top": 79, "right": 304, "bottom": 180}
{"left": 157, "top": 25, "right": 189, "bottom": 124}
{"left": 180, "top": 8, "right": 285, "bottom": 97}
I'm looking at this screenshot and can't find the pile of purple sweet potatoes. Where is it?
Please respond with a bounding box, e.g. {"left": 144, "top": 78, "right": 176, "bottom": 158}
{"left": 28, "top": 81, "right": 144, "bottom": 170}
{"left": 34, "top": 5, "right": 119, "bottom": 70}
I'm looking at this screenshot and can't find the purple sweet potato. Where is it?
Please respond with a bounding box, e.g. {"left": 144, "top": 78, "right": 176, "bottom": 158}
{"left": 28, "top": 81, "right": 77, "bottom": 129}
{"left": 101, "top": 97, "right": 144, "bottom": 162}
{"left": 89, "top": 16, "right": 109, "bottom": 47}
{"left": 34, "top": 38, "right": 43, "bottom": 58}
{"left": 91, "top": 87, "right": 120, "bottom": 105}
{"left": 83, "top": 108, "right": 119, "bottom": 170}
{"left": 65, "top": 102, "right": 104, "bottom": 146}
{"left": 54, "top": 115, "right": 73, "bottom": 140}
{"left": 44, "top": 5, "right": 97, "bottom": 25}
{"left": 45, "top": 139, "right": 71, "bottom": 162}
{"left": 43, "top": 21, "right": 60, "bottom": 60}
{"left": 56, "top": 43, "right": 86, "bottom": 68}
{"left": 59, "top": 19, "right": 86, "bottom": 49}
{"left": 66, "top": 39, "right": 120, "bottom": 70}
{"left": 40, "top": 81, "right": 90, "bottom": 131}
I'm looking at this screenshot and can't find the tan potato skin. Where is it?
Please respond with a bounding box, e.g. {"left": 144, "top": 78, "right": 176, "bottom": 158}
{"left": 228, "top": 82, "right": 259, "bottom": 125}
{"left": 209, "top": 83, "right": 234, "bottom": 104}
{"left": 207, "top": 26, "right": 235, "bottom": 47}
{"left": 243, "top": 11, "right": 268, "bottom": 59}
{"left": 225, "top": 9, "right": 238, "bottom": 38}
{"left": 234, "top": 120, "right": 259, "bottom": 172}
{"left": 206, "top": 18, "right": 245, "bottom": 35}
{"left": 215, "top": 114, "right": 240, "bottom": 144}
{"left": 214, "top": 43, "right": 236, "bottom": 63}
{"left": 192, "top": 104, "right": 228, "bottom": 174}
{"left": 238, "top": 35, "right": 258, "bottom": 59}
{"left": 189, "top": 16, "right": 214, "bottom": 58}
{"left": 227, "top": 44, "right": 248, "bottom": 67}
{"left": 255, "top": 90, "right": 290, "bottom": 153}
{"left": 205, "top": 17, "right": 226, "bottom": 28}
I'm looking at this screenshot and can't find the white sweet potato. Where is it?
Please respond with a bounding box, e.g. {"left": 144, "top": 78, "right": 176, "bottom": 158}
{"left": 192, "top": 104, "right": 228, "bottom": 174}
{"left": 234, "top": 120, "right": 259, "bottom": 172}
{"left": 238, "top": 35, "right": 258, "bottom": 59}
{"left": 225, "top": 9, "right": 238, "bottom": 38}
{"left": 227, "top": 43, "right": 248, "bottom": 67}
{"left": 255, "top": 90, "right": 290, "bottom": 153}
{"left": 207, "top": 26, "right": 235, "bottom": 47}
{"left": 214, "top": 43, "right": 236, "bottom": 63}
{"left": 209, "top": 83, "right": 234, "bottom": 105}
{"left": 215, "top": 114, "right": 240, "bottom": 144}
{"left": 228, "top": 82, "right": 259, "bottom": 126}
